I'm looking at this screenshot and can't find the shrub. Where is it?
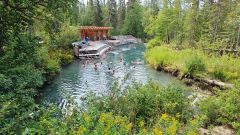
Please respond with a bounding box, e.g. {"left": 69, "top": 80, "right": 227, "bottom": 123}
{"left": 54, "top": 24, "right": 80, "bottom": 49}
{"left": 151, "top": 114, "right": 179, "bottom": 135}
{"left": 75, "top": 113, "right": 132, "bottom": 135}
{"left": 60, "top": 51, "right": 74, "bottom": 65}
{"left": 85, "top": 82, "right": 193, "bottom": 126}
{"left": 0, "top": 74, "right": 12, "bottom": 91}
{"left": 199, "top": 80, "right": 240, "bottom": 130}
{"left": 146, "top": 37, "right": 162, "bottom": 49}
{"left": 185, "top": 55, "right": 206, "bottom": 75}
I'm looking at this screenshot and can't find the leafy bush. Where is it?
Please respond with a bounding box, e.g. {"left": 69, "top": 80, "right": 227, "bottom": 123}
{"left": 56, "top": 25, "right": 80, "bottom": 49}
{"left": 146, "top": 37, "right": 162, "bottom": 49}
{"left": 185, "top": 55, "right": 206, "bottom": 75}
{"left": 85, "top": 82, "right": 193, "bottom": 126}
{"left": 60, "top": 51, "right": 74, "bottom": 65}
{"left": 151, "top": 114, "right": 179, "bottom": 135}
{"left": 72, "top": 112, "right": 132, "bottom": 135}
{"left": 0, "top": 74, "right": 12, "bottom": 91}
{"left": 199, "top": 80, "right": 240, "bottom": 130}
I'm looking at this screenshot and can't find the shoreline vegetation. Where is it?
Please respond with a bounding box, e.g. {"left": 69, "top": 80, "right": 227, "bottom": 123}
{"left": 145, "top": 45, "right": 239, "bottom": 90}
{"left": 1, "top": 0, "right": 240, "bottom": 134}
{"left": 144, "top": 45, "right": 240, "bottom": 133}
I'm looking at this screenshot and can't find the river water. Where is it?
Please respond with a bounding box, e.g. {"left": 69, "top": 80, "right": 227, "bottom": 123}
{"left": 41, "top": 44, "right": 189, "bottom": 109}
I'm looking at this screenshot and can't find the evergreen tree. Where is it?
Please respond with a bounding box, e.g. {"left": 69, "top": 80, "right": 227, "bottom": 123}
{"left": 150, "top": 0, "right": 159, "bottom": 15}
{"left": 118, "top": 0, "right": 126, "bottom": 30}
{"left": 183, "top": 0, "right": 200, "bottom": 46}
{"left": 94, "top": 0, "right": 104, "bottom": 26}
{"left": 107, "top": 0, "right": 117, "bottom": 28}
{"left": 145, "top": 0, "right": 172, "bottom": 43}
{"left": 85, "top": 0, "right": 95, "bottom": 25}
{"left": 122, "top": 0, "right": 144, "bottom": 38}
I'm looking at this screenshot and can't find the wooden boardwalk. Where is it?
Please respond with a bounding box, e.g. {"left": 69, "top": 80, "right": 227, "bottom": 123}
{"left": 72, "top": 35, "right": 142, "bottom": 59}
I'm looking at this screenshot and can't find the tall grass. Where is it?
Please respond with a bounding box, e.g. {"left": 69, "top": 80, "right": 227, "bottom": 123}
{"left": 145, "top": 46, "right": 240, "bottom": 82}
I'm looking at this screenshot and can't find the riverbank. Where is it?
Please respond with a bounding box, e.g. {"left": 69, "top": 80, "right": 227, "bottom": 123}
{"left": 145, "top": 45, "right": 240, "bottom": 133}
{"left": 145, "top": 46, "right": 240, "bottom": 90}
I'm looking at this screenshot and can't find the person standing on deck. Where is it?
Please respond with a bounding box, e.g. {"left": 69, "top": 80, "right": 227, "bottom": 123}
{"left": 85, "top": 37, "right": 89, "bottom": 45}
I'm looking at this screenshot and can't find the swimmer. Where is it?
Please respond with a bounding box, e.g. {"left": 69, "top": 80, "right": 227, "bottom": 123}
{"left": 112, "top": 69, "right": 115, "bottom": 74}
{"left": 119, "top": 57, "right": 123, "bottom": 62}
{"left": 85, "top": 60, "right": 89, "bottom": 65}
{"left": 94, "top": 63, "right": 97, "bottom": 70}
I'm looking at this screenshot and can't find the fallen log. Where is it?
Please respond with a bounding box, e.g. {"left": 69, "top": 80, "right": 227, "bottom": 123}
{"left": 194, "top": 77, "right": 234, "bottom": 89}
{"left": 156, "top": 65, "right": 234, "bottom": 89}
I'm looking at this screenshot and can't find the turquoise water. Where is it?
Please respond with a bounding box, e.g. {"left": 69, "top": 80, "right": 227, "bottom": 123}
{"left": 41, "top": 44, "right": 186, "bottom": 109}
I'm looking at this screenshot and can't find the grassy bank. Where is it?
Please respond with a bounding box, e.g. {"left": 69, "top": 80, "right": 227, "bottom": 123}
{"left": 145, "top": 46, "right": 240, "bottom": 83}
{"left": 144, "top": 45, "right": 240, "bottom": 132}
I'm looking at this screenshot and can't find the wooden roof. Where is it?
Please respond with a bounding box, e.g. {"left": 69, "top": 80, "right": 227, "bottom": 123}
{"left": 80, "top": 26, "right": 112, "bottom": 30}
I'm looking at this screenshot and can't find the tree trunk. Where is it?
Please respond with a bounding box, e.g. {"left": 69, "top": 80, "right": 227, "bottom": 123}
{"left": 236, "top": 24, "right": 240, "bottom": 50}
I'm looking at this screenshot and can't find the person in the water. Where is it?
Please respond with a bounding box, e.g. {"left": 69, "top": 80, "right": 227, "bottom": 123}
{"left": 120, "top": 58, "right": 123, "bottom": 63}
{"left": 112, "top": 69, "right": 115, "bottom": 74}
{"left": 86, "top": 60, "right": 89, "bottom": 65}
{"left": 94, "top": 63, "right": 97, "bottom": 70}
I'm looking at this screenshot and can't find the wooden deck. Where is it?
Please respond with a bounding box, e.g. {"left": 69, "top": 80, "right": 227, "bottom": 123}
{"left": 72, "top": 35, "right": 143, "bottom": 59}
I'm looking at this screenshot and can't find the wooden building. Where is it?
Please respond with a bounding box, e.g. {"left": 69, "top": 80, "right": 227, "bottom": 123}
{"left": 80, "top": 26, "right": 112, "bottom": 41}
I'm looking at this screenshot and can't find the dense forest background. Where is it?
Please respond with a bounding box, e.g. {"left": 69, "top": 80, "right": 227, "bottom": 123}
{"left": 1, "top": 0, "right": 240, "bottom": 134}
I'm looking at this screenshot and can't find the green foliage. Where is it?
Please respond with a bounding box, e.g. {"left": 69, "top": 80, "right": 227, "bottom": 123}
{"left": 211, "top": 70, "right": 227, "bottom": 82}
{"left": 145, "top": 0, "right": 184, "bottom": 44}
{"left": 185, "top": 55, "right": 206, "bottom": 75}
{"left": 72, "top": 112, "right": 132, "bottom": 135}
{"left": 0, "top": 74, "right": 13, "bottom": 91}
{"left": 199, "top": 80, "right": 240, "bottom": 130}
{"left": 122, "top": 1, "right": 145, "bottom": 38}
{"left": 1, "top": 81, "right": 202, "bottom": 134}
{"left": 86, "top": 82, "right": 193, "bottom": 126}
{"left": 0, "top": 0, "right": 77, "bottom": 134}
{"left": 145, "top": 0, "right": 240, "bottom": 49}
{"left": 145, "top": 45, "right": 240, "bottom": 82}
{"left": 146, "top": 37, "right": 163, "bottom": 49}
